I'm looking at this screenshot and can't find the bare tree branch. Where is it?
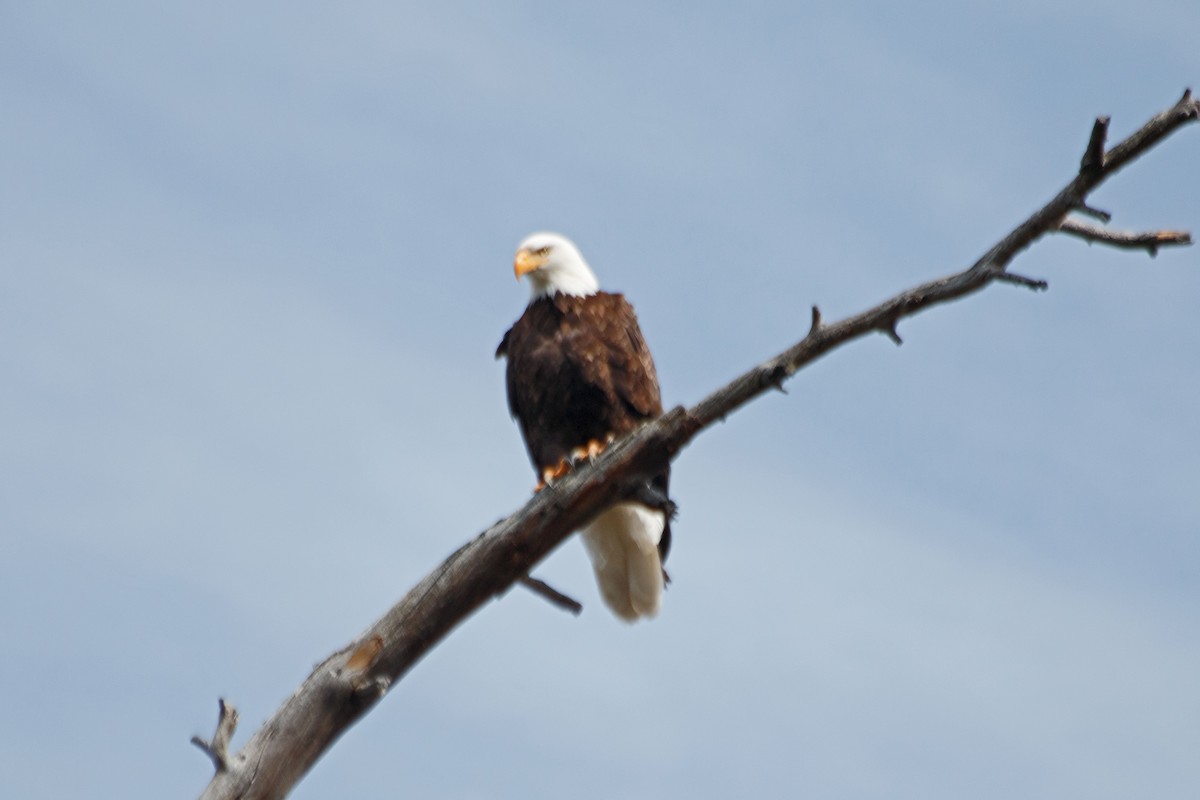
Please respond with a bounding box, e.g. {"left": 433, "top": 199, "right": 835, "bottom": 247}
{"left": 195, "top": 90, "right": 1199, "bottom": 800}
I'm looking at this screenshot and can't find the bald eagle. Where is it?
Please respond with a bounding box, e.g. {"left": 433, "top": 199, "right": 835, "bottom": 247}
{"left": 497, "top": 232, "right": 673, "bottom": 622}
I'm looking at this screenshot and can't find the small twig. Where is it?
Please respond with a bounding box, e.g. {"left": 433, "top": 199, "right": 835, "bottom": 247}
{"left": 881, "top": 318, "right": 903, "bottom": 345}
{"left": 1081, "top": 115, "right": 1110, "bottom": 173}
{"left": 808, "top": 305, "right": 822, "bottom": 336}
{"left": 518, "top": 575, "right": 583, "bottom": 615}
{"left": 191, "top": 698, "right": 238, "bottom": 773}
{"left": 992, "top": 270, "right": 1049, "bottom": 291}
{"left": 1074, "top": 202, "right": 1113, "bottom": 223}
{"left": 1058, "top": 218, "right": 1193, "bottom": 256}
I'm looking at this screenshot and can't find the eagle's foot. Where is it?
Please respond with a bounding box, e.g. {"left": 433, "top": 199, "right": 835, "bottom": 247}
{"left": 534, "top": 459, "right": 572, "bottom": 492}
{"left": 569, "top": 438, "right": 608, "bottom": 464}
{"left": 535, "top": 438, "right": 613, "bottom": 491}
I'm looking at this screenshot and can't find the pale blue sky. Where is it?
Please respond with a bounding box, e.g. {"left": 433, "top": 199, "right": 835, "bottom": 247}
{"left": 2, "top": 2, "right": 1198, "bottom": 798}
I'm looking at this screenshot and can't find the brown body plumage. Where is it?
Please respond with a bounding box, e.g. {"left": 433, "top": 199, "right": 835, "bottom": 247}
{"left": 497, "top": 290, "right": 673, "bottom": 564}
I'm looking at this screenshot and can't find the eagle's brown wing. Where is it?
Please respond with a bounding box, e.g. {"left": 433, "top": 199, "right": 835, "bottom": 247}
{"left": 563, "top": 292, "right": 663, "bottom": 430}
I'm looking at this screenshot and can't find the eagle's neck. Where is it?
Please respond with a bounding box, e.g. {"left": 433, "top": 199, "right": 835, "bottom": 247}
{"left": 527, "top": 262, "right": 600, "bottom": 300}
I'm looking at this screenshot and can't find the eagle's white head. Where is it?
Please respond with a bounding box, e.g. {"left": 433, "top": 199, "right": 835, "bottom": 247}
{"left": 513, "top": 232, "right": 600, "bottom": 299}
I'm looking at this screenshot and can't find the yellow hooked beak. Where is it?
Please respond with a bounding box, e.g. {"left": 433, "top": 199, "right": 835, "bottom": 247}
{"left": 513, "top": 248, "right": 546, "bottom": 281}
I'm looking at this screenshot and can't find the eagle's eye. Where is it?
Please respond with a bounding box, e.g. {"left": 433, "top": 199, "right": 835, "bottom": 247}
{"left": 533, "top": 246, "right": 552, "bottom": 257}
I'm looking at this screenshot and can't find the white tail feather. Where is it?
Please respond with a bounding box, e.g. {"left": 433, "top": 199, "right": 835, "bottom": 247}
{"left": 580, "top": 503, "right": 665, "bottom": 622}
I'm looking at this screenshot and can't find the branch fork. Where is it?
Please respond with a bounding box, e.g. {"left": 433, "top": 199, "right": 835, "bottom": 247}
{"left": 192, "top": 699, "right": 239, "bottom": 774}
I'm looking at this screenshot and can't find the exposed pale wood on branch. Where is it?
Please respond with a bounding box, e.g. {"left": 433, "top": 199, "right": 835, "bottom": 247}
{"left": 195, "top": 90, "right": 1199, "bottom": 800}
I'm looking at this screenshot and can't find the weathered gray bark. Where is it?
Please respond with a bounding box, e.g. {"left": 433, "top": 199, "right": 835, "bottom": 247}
{"left": 194, "top": 90, "right": 1198, "bottom": 800}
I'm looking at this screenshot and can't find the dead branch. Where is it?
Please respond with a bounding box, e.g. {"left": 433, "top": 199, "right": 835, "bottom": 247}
{"left": 195, "top": 90, "right": 1199, "bottom": 800}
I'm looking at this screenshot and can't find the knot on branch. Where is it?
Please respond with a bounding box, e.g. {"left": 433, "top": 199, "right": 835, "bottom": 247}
{"left": 344, "top": 636, "right": 384, "bottom": 675}
{"left": 350, "top": 676, "right": 392, "bottom": 707}
{"left": 761, "top": 361, "right": 790, "bottom": 393}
